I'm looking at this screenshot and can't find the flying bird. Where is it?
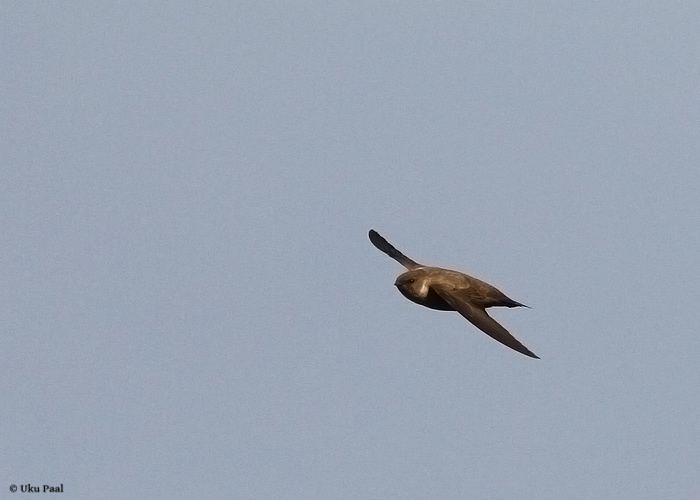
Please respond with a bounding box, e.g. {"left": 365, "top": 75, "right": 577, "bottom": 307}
{"left": 369, "top": 229, "right": 538, "bottom": 359}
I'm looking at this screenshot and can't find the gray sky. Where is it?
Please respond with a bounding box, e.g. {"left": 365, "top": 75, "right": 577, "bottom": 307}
{"left": 3, "top": 2, "right": 700, "bottom": 499}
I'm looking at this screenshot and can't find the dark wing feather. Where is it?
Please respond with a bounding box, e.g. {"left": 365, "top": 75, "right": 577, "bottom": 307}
{"left": 368, "top": 230, "right": 421, "bottom": 269}
{"left": 432, "top": 285, "right": 539, "bottom": 359}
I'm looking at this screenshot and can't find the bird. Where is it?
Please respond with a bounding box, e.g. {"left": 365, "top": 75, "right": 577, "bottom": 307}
{"left": 369, "top": 229, "right": 538, "bottom": 359}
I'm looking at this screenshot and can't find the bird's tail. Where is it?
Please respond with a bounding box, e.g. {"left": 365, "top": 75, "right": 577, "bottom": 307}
{"left": 503, "top": 298, "right": 530, "bottom": 308}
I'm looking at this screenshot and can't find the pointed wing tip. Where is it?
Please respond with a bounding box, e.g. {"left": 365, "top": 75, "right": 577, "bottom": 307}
{"left": 518, "top": 345, "right": 539, "bottom": 359}
{"left": 368, "top": 229, "right": 381, "bottom": 240}
{"left": 519, "top": 346, "right": 540, "bottom": 359}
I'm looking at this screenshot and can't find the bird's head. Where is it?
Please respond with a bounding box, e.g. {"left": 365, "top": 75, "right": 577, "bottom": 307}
{"left": 395, "top": 269, "right": 430, "bottom": 299}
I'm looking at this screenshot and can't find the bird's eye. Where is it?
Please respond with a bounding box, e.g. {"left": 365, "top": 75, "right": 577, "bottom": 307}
{"left": 407, "top": 278, "right": 414, "bottom": 283}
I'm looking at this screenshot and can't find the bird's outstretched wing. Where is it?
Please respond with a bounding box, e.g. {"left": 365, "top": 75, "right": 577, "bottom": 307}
{"left": 432, "top": 285, "right": 539, "bottom": 359}
{"left": 368, "top": 230, "right": 421, "bottom": 270}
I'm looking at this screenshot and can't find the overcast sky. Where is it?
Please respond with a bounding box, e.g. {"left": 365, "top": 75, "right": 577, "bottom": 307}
{"left": 2, "top": 2, "right": 700, "bottom": 499}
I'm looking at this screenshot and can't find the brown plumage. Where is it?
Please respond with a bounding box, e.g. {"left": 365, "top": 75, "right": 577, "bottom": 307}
{"left": 369, "top": 229, "right": 538, "bottom": 359}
